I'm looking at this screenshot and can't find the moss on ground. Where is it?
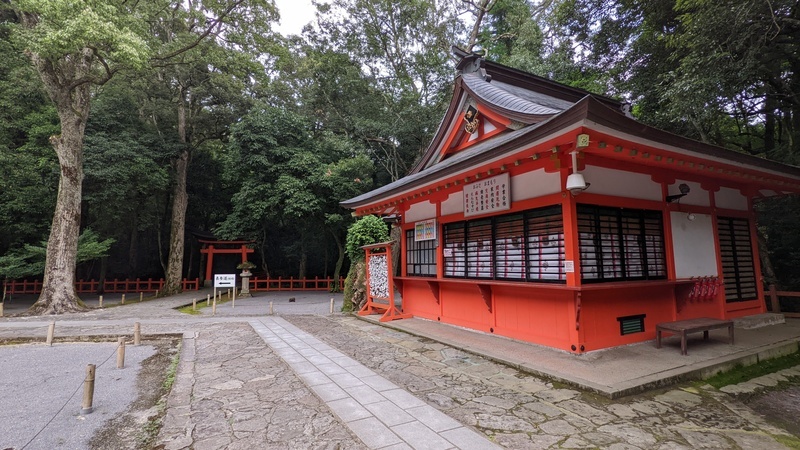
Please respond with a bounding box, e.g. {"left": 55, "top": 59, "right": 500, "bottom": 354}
{"left": 703, "top": 350, "right": 800, "bottom": 389}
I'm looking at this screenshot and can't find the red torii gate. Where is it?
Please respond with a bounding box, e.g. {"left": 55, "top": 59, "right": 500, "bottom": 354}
{"left": 199, "top": 240, "right": 254, "bottom": 284}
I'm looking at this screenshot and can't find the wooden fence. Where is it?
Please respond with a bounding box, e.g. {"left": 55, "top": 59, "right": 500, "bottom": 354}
{"left": 3, "top": 278, "right": 200, "bottom": 295}
{"left": 249, "top": 276, "right": 344, "bottom": 292}
{"left": 767, "top": 285, "right": 800, "bottom": 318}
{"left": 3, "top": 276, "right": 342, "bottom": 295}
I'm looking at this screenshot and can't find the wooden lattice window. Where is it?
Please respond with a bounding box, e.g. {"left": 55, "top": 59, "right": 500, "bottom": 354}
{"left": 443, "top": 205, "right": 565, "bottom": 283}
{"left": 494, "top": 214, "right": 525, "bottom": 280}
{"left": 466, "top": 219, "right": 494, "bottom": 279}
{"left": 443, "top": 222, "right": 466, "bottom": 277}
{"left": 717, "top": 217, "right": 758, "bottom": 303}
{"left": 526, "top": 206, "right": 565, "bottom": 282}
{"left": 405, "top": 229, "right": 437, "bottom": 277}
{"left": 578, "top": 205, "right": 666, "bottom": 283}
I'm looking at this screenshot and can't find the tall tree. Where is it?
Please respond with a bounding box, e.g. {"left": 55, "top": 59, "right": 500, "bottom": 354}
{"left": 144, "top": 0, "right": 277, "bottom": 295}
{"left": 308, "top": 0, "right": 463, "bottom": 182}
{"left": 7, "top": 0, "right": 275, "bottom": 311}
{"left": 82, "top": 80, "right": 171, "bottom": 280}
{"left": 9, "top": 0, "right": 151, "bottom": 313}
{"left": 0, "top": 18, "right": 59, "bottom": 255}
{"left": 216, "top": 106, "right": 374, "bottom": 283}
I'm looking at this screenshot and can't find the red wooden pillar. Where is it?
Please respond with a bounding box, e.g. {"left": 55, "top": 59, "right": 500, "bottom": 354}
{"left": 205, "top": 245, "right": 215, "bottom": 283}
{"left": 561, "top": 158, "right": 585, "bottom": 353}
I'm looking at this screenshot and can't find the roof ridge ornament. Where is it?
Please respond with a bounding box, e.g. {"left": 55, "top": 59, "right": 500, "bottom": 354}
{"left": 454, "top": 45, "right": 492, "bottom": 82}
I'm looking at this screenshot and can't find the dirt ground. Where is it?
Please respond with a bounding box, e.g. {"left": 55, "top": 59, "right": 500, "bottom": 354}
{"left": 88, "top": 337, "right": 181, "bottom": 450}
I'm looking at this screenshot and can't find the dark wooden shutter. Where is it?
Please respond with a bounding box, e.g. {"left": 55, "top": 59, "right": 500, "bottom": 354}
{"left": 717, "top": 217, "right": 758, "bottom": 302}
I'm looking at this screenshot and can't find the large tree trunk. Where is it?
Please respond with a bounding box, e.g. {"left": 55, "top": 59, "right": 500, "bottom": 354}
{"left": 163, "top": 92, "right": 190, "bottom": 295}
{"left": 259, "top": 227, "right": 270, "bottom": 277}
{"left": 27, "top": 48, "right": 93, "bottom": 314}
{"left": 332, "top": 231, "right": 345, "bottom": 292}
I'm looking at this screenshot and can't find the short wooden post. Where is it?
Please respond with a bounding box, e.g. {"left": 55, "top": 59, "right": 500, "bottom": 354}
{"left": 134, "top": 322, "right": 141, "bottom": 346}
{"left": 269, "top": 301, "right": 273, "bottom": 315}
{"left": 769, "top": 285, "right": 781, "bottom": 313}
{"left": 98, "top": 295, "right": 103, "bottom": 308}
{"left": 212, "top": 295, "right": 217, "bottom": 315}
{"left": 192, "top": 298, "right": 197, "bottom": 311}
{"left": 121, "top": 293, "right": 126, "bottom": 305}
{"left": 117, "top": 337, "right": 126, "bottom": 369}
{"left": 139, "top": 292, "right": 143, "bottom": 302}
{"left": 0, "top": 302, "right": 3, "bottom": 317}
{"left": 81, "top": 364, "right": 96, "bottom": 414}
{"left": 330, "top": 298, "right": 334, "bottom": 314}
{"left": 46, "top": 321, "right": 55, "bottom": 346}
{"left": 232, "top": 288, "right": 236, "bottom": 308}
{"left": 206, "top": 293, "right": 210, "bottom": 306}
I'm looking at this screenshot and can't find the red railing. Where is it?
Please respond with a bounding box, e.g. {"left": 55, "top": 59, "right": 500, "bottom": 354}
{"left": 3, "top": 278, "right": 201, "bottom": 295}
{"left": 249, "top": 276, "right": 344, "bottom": 292}
{"left": 767, "top": 285, "right": 800, "bottom": 318}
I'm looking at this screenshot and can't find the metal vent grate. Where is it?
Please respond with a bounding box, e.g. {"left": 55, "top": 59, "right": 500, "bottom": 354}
{"left": 618, "top": 314, "right": 646, "bottom": 335}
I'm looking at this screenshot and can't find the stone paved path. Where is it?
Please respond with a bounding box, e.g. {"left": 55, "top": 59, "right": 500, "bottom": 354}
{"left": 251, "top": 317, "right": 498, "bottom": 450}
{"left": 286, "top": 315, "right": 798, "bottom": 450}
{"left": 157, "top": 322, "right": 367, "bottom": 450}
{"left": 1, "top": 293, "right": 798, "bottom": 449}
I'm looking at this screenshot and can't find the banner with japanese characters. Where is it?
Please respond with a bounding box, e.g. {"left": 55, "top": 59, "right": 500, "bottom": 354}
{"left": 463, "top": 173, "right": 510, "bottom": 217}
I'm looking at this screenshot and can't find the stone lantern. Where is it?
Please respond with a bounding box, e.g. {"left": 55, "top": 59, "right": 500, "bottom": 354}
{"left": 237, "top": 261, "right": 255, "bottom": 298}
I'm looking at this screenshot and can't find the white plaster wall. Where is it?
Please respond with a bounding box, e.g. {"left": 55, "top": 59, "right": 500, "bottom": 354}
{"left": 667, "top": 180, "right": 710, "bottom": 206}
{"left": 715, "top": 187, "right": 749, "bottom": 210}
{"left": 405, "top": 200, "right": 436, "bottom": 223}
{"left": 484, "top": 121, "right": 497, "bottom": 134}
{"left": 441, "top": 191, "right": 464, "bottom": 216}
{"left": 670, "top": 211, "right": 718, "bottom": 278}
{"left": 581, "top": 166, "right": 662, "bottom": 201}
{"left": 511, "top": 169, "right": 561, "bottom": 201}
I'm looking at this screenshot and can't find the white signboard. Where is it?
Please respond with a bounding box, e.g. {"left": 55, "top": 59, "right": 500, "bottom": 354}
{"left": 214, "top": 274, "right": 236, "bottom": 288}
{"left": 464, "top": 173, "right": 510, "bottom": 217}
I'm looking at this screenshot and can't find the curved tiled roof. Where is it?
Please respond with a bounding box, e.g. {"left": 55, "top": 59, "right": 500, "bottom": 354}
{"left": 342, "top": 95, "right": 800, "bottom": 209}
{"left": 461, "top": 73, "right": 562, "bottom": 119}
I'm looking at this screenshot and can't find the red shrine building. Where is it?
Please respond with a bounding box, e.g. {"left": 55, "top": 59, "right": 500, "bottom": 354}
{"left": 341, "top": 48, "right": 800, "bottom": 354}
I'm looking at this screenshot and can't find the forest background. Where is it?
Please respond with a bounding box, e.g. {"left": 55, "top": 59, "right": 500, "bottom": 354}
{"left": 1, "top": 0, "right": 799, "bottom": 311}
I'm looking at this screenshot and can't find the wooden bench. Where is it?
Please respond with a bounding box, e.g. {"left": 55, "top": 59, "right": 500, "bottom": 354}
{"left": 656, "top": 317, "right": 734, "bottom": 356}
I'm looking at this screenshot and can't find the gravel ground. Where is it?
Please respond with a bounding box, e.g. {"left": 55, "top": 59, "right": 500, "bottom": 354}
{"left": 0, "top": 342, "right": 156, "bottom": 450}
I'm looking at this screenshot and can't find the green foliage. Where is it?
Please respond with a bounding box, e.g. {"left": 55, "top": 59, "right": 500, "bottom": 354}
{"left": 10, "top": 0, "right": 152, "bottom": 69}
{"left": 217, "top": 103, "right": 374, "bottom": 278}
{"left": 345, "top": 215, "right": 389, "bottom": 262}
{"left": 304, "top": 0, "right": 461, "bottom": 182}
{"left": 341, "top": 263, "right": 357, "bottom": 312}
{"left": 236, "top": 261, "right": 256, "bottom": 270}
{"left": 0, "top": 229, "right": 114, "bottom": 279}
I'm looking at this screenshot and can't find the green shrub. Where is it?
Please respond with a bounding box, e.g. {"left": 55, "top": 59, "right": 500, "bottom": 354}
{"left": 345, "top": 215, "right": 389, "bottom": 262}
{"left": 343, "top": 216, "right": 388, "bottom": 309}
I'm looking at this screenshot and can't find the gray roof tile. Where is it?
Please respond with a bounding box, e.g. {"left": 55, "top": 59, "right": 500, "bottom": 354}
{"left": 462, "top": 73, "right": 562, "bottom": 116}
